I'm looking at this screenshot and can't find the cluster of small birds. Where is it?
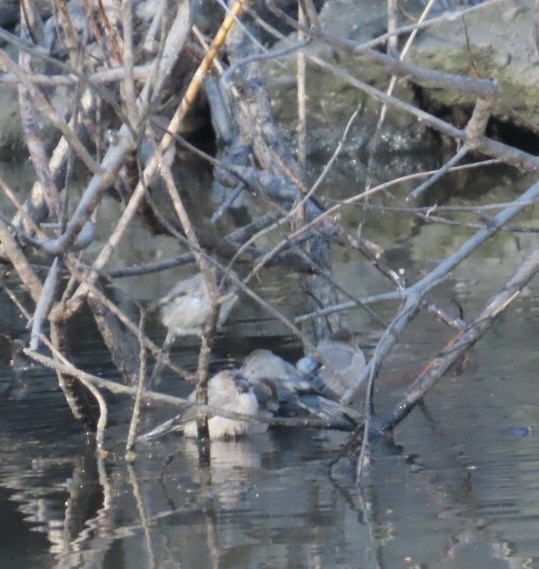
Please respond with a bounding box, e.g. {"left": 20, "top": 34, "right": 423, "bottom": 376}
{"left": 139, "top": 271, "right": 366, "bottom": 442}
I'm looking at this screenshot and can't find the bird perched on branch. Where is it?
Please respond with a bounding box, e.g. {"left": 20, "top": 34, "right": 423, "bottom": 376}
{"left": 157, "top": 269, "right": 238, "bottom": 338}
{"left": 149, "top": 269, "right": 238, "bottom": 385}
{"left": 296, "top": 329, "right": 366, "bottom": 401}
{"left": 139, "top": 369, "right": 270, "bottom": 441}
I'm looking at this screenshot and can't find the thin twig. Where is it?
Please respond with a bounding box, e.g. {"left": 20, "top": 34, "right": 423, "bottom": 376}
{"left": 126, "top": 311, "right": 148, "bottom": 454}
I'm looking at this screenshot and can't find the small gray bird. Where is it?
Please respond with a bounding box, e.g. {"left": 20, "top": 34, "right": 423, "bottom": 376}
{"left": 241, "top": 349, "right": 361, "bottom": 428}
{"left": 158, "top": 270, "right": 238, "bottom": 338}
{"left": 150, "top": 269, "right": 238, "bottom": 385}
{"left": 297, "top": 329, "right": 366, "bottom": 401}
{"left": 139, "top": 369, "right": 269, "bottom": 441}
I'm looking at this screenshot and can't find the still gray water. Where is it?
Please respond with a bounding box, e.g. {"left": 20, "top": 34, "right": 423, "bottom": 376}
{"left": 3, "top": 293, "right": 539, "bottom": 569}
{"left": 1, "top": 152, "right": 539, "bottom": 568}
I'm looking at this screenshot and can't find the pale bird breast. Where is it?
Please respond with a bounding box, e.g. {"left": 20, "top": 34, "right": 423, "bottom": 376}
{"left": 161, "top": 294, "right": 211, "bottom": 335}
{"left": 183, "top": 390, "right": 265, "bottom": 438}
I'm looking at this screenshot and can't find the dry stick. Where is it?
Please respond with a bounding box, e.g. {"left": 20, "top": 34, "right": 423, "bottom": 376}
{"left": 266, "top": 19, "right": 539, "bottom": 173}
{"left": 358, "top": 0, "right": 404, "bottom": 191}
{"left": 17, "top": 14, "right": 63, "bottom": 345}
{"left": 142, "top": 0, "right": 163, "bottom": 53}
{"left": 102, "top": 213, "right": 288, "bottom": 279}
{"left": 296, "top": 3, "right": 307, "bottom": 170}
{"left": 409, "top": 145, "right": 469, "bottom": 200}
{"left": 362, "top": 0, "right": 401, "bottom": 192}
{"left": 96, "top": 0, "right": 124, "bottom": 65}
{"left": 155, "top": 145, "right": 218, "bottom": 439}
{"left": 82, "top": 0, "right": 105, "bottom": 58}
{"left": 360, "top": 194, "right": 538, "bottom": 216}
{"left": 46, "top": 0, "right": 193, "bottom": 298}
{"left": 66, "top": 259, "right": 190, "bottom": 378}
{"left": 126, "top": 312, "right": 147, "bottom": 455}
{"left": 389, "top": 0, "right": 436, "bottom": 120}
{"left": 226, "top": 32, "right": 340, "bottom": 339}
{"left": 0, "top": 217, "right": 42, "bottom": 303}
{"left": 50, "top": 318, "right": 98, "bottom": 430}
{"left": 233, "top": 13, "right": 474, "bottom": 332}
{"left": 143, "top": 0, "right": 250, "bottom": 437}
{"left": 30, "top": 257, "right": 60, "bottom": 350}
{"left": 367, "top": 0, "right": 441, "bottom": 192}
{"left": 0, "top": 51, "right": 102, "bottom": 175}
{"left": 23, "top": 348, "right": 357, "bottom": 431}
{"left": 120, "top": 0, "right": 138, "bottom": 125}
{"left": 78, "top": 368, "right": 109, "bottom": 453}
{"left": 21, "top": 89, "right": 97, "bottom": 238}
{"left": 180, "top": 0, "right": 250, "bottom": 116}
{"left": 0, "top": 24, "right": 148, "bottom": 119}
{"left": 48, "top": 310, "right": 111, "bottom": 448}
{"left": 296, "top": 292, "right": 402, "bottom": 323}
{"left": 18, "top": 0, "right": 45, "bottom": 55}
{"left": 65, "top": 0, "right": 241, "bottom": 316}
{"left": 414, "top": 212, "right": 539, "bottom": 234}
{"left": 87, "top": 292, "right": 141, "bottom": 385}
{"left": 376, "top": 246, "right": 539, "bottom": 433}
{"left": 0, "top": 64, "right": 154, "bottom": 86}
{"left": 214, "top": 0, "right": 268, "bottom": 53}
{"left": 221, "top": 37, "right": 309, "bottom": 85}
{"left": 237, "top": 161, "right": 463, "bottom": 332}
{"left": 0, "top": 175, "right": 47, "bottom": 239}
{"left": 465, "top": 92, "right": 495, "bottom": 148}
{"left": 367, "top": 0, "right": 503, "bottom": 53}
{"left": 60, "top": 79, "right": 88, "bottom": 234}
{"left": 17, "top": 51, "right": 62, "bottom": 221}
{"left": 296, "top": 290, "right": 467, "bottom": 331}
{"left": 81, "top": 0, "right": 123, "bottom": 66}
{"left": 342, "top": 175, "right": 539, "bottom": 407}
{"left": 39, "top": 131, "right": 134, "bottom": 259}
{"left": 53, "top": 0, "right": 80, "bottom": 69}
{"left": 386, "top": 0, "right": 398, "bottom": 55}
{"left": 258, "top": 25, "right": 539, "bottom": 332}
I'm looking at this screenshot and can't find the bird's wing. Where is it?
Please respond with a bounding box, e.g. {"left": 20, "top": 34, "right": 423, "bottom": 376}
{"left": 299, "top": 394, "right": 362, "bottom": 429}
